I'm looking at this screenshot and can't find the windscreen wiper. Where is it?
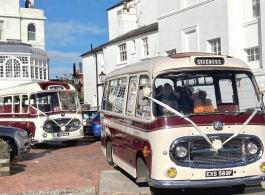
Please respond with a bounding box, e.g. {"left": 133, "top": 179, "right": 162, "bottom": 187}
{"left": 233, "top": 110, "right": 246, "bottom": 117}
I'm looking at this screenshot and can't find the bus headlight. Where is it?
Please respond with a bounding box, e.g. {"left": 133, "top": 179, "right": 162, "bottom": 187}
{"left": 247, "top": 142, "right": 258, "bottom": 154}
{"left": 175, "top": 146, "right": 188, "bottom": 158}
{"left": 72, "top": 119, "right": 81, "bottom": 127}
{"left": 43, "top": 121, "right": 53, "bottom": 132}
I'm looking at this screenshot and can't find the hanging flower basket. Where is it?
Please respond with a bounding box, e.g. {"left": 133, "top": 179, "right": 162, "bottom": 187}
{"left": 0, "top": 139, "right": 10, "bottom": 176}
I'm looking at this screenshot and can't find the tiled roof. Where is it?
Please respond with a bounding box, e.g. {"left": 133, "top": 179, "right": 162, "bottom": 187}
{"left": 80, "top": 22, "right": 158, "bottom": 57}
{"left": 0, "top": 41, "right": 48, "bottom": 57}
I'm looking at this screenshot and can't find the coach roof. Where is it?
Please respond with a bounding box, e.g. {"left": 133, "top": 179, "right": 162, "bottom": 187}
{"left": 106, "top": 53, "right": 251, "bottom": 80}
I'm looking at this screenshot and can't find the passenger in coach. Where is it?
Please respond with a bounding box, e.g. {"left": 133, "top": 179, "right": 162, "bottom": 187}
{"left": 178, "top": 87, "right": 194, "bottom": 113}
{"left": 194, "top": 90, "right": 214, "bottom": 113}
{"left": 156, "top": 83, "right": 178, "bottom": 115}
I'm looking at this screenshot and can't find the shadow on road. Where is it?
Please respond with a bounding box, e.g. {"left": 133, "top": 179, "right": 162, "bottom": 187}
{"left": 115, "top": 166, "right": 265, "bottom": 195}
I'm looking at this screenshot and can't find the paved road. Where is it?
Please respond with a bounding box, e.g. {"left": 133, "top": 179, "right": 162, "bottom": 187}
{"left": 0, "top": 138, "right": 264, "bottom": 195}
{"left": 0, "top": 138, "right": 113, "bottom": 194}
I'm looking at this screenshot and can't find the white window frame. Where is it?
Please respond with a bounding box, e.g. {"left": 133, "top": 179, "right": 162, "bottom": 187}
{"left": 252, "top": 0, "right": 260, "bottom": 18}
{"left": 28, "top": 23, "right": 36, "bottom": 42}
{"left": 244, "top": 0, "right": 260, "bottom": 25}
{"left": 118, "top": 43, "right": 127, "bottom": 63}
{"left": 207, "top": 38, "right": 221, "bottom": 55}
{"left": 141, "top": 37, "right": 149, "bottom": 58}
{"left": 0, "top": 21, "right": 4, "bottom": 40}
{"left": 245, "top": 47, "right": 259, "bottom": 62}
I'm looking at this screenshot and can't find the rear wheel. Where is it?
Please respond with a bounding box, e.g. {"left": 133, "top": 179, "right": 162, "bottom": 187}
{"left": 136, "top": 157, "right": 149, "bottom": 183}
{"left": 64, "top": 140, "right": 78, "bottom": 147}
{"left": 106, "top": 141, "right": 114, "bottom": 166}
{"left": 232, "top": 184, "right": 246, "bottom": 194}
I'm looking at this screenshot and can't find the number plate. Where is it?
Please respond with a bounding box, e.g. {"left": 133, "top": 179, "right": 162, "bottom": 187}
{"left": 57, "top": 133, "right": 69, "bottom": 137}
{"left": 205, "top": 170, "right": 233, "bottom": 177}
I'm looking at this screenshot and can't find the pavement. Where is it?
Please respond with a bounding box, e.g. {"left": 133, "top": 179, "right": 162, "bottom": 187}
{"left": 0, "top": 138, "right": 264, "bottom": 195}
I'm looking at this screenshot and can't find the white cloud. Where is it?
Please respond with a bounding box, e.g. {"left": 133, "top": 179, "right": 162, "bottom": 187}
{"left": 47, "top": 51, "right": 81, "bottom": 63}
{"left": 45, "top": 21, "right": 106, "bottom": 47}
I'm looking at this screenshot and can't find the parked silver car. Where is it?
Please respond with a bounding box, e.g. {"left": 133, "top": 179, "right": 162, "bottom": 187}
{"left": 0, "top": 126, "right": 31, "bottom": 161}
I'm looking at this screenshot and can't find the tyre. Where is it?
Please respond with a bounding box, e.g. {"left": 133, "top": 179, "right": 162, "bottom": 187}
{"left": 3, "top": 139, "right": 17, "bottom": 161}
{"left": 106, "top": 141, "right": 114, "bottom": 166}
{"left": 136, "top": 157, "right": 149, "bottom": 183}
{"left": 232, "top": 184, "right": 246, "bottom": 194}
{"left": 64, "top": 140, "right": 78, "bottom": 147}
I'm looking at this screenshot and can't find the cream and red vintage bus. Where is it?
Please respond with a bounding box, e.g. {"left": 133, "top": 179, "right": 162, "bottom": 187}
{"left": 0, "top": 81, "right": 84, "bottom": 147}
{"left": 100, "top": 52, "right": 265, "bottom": 193}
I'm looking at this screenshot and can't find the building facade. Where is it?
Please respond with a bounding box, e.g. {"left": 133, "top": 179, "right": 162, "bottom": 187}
{"left": 81, "top": 0, "right": 265, "bottom": 108}
{"left": 0, "top": 0, "right": 49, "bottom": 89}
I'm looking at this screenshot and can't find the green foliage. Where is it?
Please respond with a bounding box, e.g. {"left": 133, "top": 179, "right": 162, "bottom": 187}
{"left": 0, "top": 139, "right": 8, "bottom": 154}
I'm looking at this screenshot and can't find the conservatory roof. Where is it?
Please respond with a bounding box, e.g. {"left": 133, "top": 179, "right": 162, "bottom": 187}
{"left": 0, "top": 41, "right": 48, "bottom": 57}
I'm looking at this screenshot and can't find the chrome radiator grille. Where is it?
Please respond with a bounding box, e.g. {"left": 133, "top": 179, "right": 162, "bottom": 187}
{"left": 169, "top": 135, "right": 263, "bottom": 168}
{"left": 53, "top": 118, "right": 75, "bottom": 132}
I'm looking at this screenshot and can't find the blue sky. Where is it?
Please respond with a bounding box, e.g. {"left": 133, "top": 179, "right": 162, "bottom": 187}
{"left": 19, "top": 0, "right": 121, "bottom": 79}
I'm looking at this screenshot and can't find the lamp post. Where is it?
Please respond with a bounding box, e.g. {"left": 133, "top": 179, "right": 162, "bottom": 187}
{"left": 98, "top": 71, "right": 106, "bottom": 84}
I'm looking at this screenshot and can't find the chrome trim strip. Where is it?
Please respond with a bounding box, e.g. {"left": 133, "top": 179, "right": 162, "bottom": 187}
{"left": 192, "top": 148, "right": 241, "bottom": 154}
{"left": 32, "top": 136, "right": 84, "bottom": 143}
{"left": 148, "top": 175, "right": 265, "bottom": 188}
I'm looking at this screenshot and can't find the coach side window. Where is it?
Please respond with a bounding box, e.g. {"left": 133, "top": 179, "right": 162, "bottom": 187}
{"left": 106, "top": 79, "right": 117, "bottom": 111}
{"left": 136, "top": 75, "right": 151, "bottom": 120}
{"left": 1, "top": 96, "right": 12, "bottom": 113}
{"left": 125, "top": 76, "right": 137, "bottom": 116}
{"left": 21, "top": 95, "right": 29, "bottom": 113}
{"left": 112, "top": 77, "right": 127, "bottom": 114}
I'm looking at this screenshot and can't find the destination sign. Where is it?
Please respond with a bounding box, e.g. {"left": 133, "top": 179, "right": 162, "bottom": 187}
{"left": 195, "top": 57, "right": 225, "bottom": 65}
{"left": 49, "top": 85, "right": 65, "bottom": 90}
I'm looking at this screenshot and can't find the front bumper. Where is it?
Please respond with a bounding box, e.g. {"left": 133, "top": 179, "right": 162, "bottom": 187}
{"left": 32, "top": 135, "right": 84, "bottom": 144}
{"left": 17, "top": 137, "right": 31, "bottom": 155}
{"left": 148, "top": 175, "right": 265, "bottom": 188}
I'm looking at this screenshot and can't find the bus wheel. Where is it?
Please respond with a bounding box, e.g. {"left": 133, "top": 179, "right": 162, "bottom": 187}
{"left": 136, "top": 157, "right": 149, "bottom": 183}
{"left": 2, "top": 139, "right": 17, "bottom": 161}
{"left": 65, "top": 140, "right": 78, "bottom": 147}
{"left": 232, "top": 184, "right": 245, "bottom": 194}
{"left": 106, "top": 141, "right": 114, "bottom": 166}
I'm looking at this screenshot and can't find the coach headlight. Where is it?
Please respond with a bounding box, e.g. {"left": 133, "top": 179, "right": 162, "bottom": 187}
{"left": 72, "top": 119, "right": 81, "bottom": 127}
{"left": 175, "top": 146, "right": 188, "bottom": 158}
{"left": 43, "top": 121, "right": 54, "bottom": 132}
{"left": 247, "top": 142, "right": 258, "bottom": 154}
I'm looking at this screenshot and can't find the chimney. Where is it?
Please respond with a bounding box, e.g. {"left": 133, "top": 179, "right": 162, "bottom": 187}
{"left": 79, "top": 62, "right": 83, "bottom": 73}
{"left": 25, "top": 0, "right": 35, "bottom": 8}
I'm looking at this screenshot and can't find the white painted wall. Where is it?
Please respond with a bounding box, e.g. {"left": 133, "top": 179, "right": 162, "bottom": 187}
{"left": 0, "top": 0, "right": 46, "bottom": 50}
{"left": 83, "top": 0, "right": 265, "bottom": 107}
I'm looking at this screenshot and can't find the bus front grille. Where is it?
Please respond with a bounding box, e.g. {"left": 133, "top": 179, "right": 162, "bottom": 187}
{"left": 53, "top": 118, "right": 76, "bottom": 132}
{"left": 169, "top": 135, "right": 263, "bottom": 168}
